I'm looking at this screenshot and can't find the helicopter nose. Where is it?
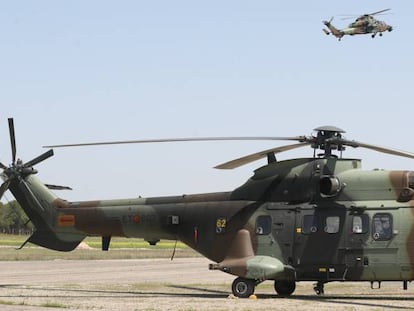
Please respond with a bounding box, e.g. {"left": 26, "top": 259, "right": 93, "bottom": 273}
{"left": 388, "top": 26, "right": 393, "bottom": 32}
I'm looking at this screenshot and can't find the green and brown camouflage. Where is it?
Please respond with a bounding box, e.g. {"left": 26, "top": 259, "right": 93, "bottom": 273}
{"left": 2, "top": 120, "right": 414, "bottom": 297}
{"left": 322, "top": 9, "right": 393, "bottom": 41}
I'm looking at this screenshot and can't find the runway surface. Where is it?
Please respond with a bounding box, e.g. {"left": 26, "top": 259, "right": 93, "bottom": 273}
{"left": 1, "top": 258, "right": 414, "bottom": 310}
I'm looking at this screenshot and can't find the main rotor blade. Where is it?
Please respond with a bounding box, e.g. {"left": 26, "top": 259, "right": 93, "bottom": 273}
{"left": 24, "top": 149, "right": 54, "bottom": 168}
{"left": 344, "top": 140, "right": 414, "bottom": 159}
{"left": 215, "top": 142, "right": 310, "bottom": 169}
{"left": 8, "top": 118, "right": 17, "bottom": 163}
{"left": 43, "top": 136, "right": 305, "bottom": 148}
{"left": 369, "top": 8, "right": 391, "bottom": 16}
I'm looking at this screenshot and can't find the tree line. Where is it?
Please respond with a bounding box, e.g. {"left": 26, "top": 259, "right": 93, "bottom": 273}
{"left": 0, "top": 201, "right": 33, "bottom": 234}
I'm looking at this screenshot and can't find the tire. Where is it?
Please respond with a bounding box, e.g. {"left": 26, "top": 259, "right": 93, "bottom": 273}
{"left": 232, "top": 277, "right": 255, "bottom": 298}
{"left": 274, "top": 280, "right": 296, "bottom": 296}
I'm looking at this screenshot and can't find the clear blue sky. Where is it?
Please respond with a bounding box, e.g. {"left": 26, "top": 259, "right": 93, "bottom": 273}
{"left": 1, "top": 1, "right": 413, "bottom": 201}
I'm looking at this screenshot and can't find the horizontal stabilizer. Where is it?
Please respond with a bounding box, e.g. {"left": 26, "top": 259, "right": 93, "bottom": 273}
{"left": 45, "top": 184, "right": 73, "bottom": 190}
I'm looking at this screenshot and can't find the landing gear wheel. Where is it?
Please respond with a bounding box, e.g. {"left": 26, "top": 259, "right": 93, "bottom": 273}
{"left": 313, "top": 281, "right": 325, "bottom": 295}
{"left": 232, "top": 277, "right": 255, "bottom": 298}
{"left": 274, "top": 280, "right": 296, "bottom": 296}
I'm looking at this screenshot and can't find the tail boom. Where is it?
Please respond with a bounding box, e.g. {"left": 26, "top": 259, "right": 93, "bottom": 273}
{"left": 323, "top": 20, "right": 344, "bottom": 39}
{"left": 9, "top": 175, "right": 86, "bottom": 251}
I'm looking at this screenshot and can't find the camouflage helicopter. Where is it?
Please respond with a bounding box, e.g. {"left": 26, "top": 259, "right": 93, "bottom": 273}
{"left": 3, "top": 118, "right": 414, "bottom": 298}
{"left": 323, "top": 9, "right": 393, "bottom": 41}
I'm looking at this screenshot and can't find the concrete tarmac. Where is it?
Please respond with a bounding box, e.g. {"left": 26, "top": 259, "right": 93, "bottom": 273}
{"left": 1, "top": 258, "right": 414, "bottom": 310}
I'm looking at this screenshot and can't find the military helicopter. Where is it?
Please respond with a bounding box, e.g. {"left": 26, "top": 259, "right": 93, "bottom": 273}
{"left": 2, "top": 118, "right": 414, "bottom": 298}
{"left": 323, "top": 9, "right": 393, "bottom": 41}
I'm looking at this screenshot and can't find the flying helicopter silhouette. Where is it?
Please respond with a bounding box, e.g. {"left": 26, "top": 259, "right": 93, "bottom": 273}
{"left": 323, "top": 9, "right": 393, "bottom": 41}
{"left": 3, "top": 118, "right": 414, "bottom": 298}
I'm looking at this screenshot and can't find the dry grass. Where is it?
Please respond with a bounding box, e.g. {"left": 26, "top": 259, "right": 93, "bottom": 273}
{"left": 0, "top": 234, "right": 199, "bottom": 260}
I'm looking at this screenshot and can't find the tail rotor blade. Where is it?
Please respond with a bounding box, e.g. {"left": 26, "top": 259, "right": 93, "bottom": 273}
{"left": 8, "top": 118, "right": 17, "bottom": 163}
{"left": 0, "top": 179, "right": 11, "bottom": 199}
{"left": 24, "top": 149, "right": 54, "bottom": 168}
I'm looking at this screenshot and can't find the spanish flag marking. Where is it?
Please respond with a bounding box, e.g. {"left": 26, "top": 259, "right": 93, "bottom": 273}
{"left": 58, "top": 215, "right": 75, "bottom": 227}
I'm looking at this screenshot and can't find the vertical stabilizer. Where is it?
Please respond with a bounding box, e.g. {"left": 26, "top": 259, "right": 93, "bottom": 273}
{"left": 323, "top": 19, "right": 344, "bottom": 40}
{"left": 0, "top": 118, "right": 86, "bottom": 251}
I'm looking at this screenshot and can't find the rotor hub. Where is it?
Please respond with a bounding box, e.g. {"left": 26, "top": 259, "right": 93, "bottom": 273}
{"left": 0, "top": 118, "right": 53, "bottom": 199}
{"left": 310, "top": 126, "right": 346, "bottom": 157}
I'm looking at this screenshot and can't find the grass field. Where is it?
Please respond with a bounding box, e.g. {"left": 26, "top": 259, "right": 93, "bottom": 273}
{"left": 0, "top": 234, "right": 199, "bottom": 260}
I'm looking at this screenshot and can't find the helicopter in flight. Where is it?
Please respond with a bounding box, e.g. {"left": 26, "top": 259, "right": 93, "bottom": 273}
{"left": 323, "top": 9, "right": 393, "bottom": 41}
{"left": 2, "top": 118, "right": 414, "bottom": 298}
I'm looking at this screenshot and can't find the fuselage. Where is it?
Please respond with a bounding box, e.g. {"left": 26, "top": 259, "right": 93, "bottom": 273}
{"left": 13, "top": 157, "right": 414, "bottom": 283}
{"left": 323, "top": 18, "right": 392, "bottom": 40}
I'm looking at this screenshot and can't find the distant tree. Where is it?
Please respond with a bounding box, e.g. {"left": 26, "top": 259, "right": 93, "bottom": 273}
{"left": 0, "top": 201, "right": 33, "bottom": 234}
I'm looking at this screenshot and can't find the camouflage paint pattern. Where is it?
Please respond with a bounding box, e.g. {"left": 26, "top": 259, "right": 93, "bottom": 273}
{"left": 8, "top": 155, "right": 414, "bottom": 290}
{"left": 323, "top": 15, "right": 393, "bottom": 40}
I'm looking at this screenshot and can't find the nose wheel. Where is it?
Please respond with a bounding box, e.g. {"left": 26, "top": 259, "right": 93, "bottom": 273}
{"left": 231, "top": 277, "right": 256, "bottom": 298}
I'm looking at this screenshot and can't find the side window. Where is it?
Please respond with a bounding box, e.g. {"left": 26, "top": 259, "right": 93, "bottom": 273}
{"left": 352, "top": 214, "right": 369, "bottom": 234}
{"left": 324, "top": 216, "right": 340, "bottom": 234}
{"left": 256, "top": 215, "right": 272, "bottom": 235}
{"left": 303, "top": 215, "right": 318, "bottom": 234}
{"left": 372, "top": 213, "right": 393, "bottom": 241}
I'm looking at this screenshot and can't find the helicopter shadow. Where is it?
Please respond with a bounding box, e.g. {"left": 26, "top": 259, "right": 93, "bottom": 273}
{"left": 276, "top": 294, "right": 414, "bottom": 310}
{"left": 1, "top": 284, "right": 413, "bottom": 310}
{"left": 0, "top": 284, "right": 227, "bottom": 299}
{"left": 168, "top": 285, "right": 414, "bottom": 310}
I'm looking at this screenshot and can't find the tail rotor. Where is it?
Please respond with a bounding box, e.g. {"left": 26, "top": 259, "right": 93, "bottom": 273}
{"left": 0, "top": 118, "right": 54, "bottom": 200}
